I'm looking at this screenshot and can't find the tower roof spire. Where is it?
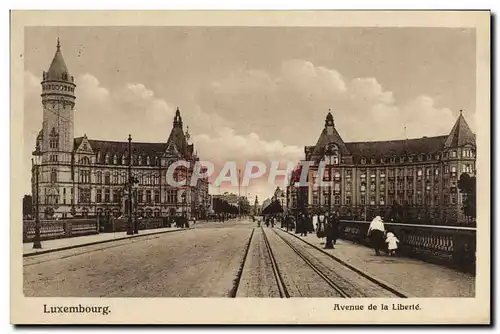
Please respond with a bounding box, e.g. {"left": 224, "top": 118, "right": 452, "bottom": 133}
{"left": 325, "top": 108, "right": 334, "bottom": 127}
{"left": 444, "top": 110, "right": 475, "bottom": 148}
{"left": 45, "top": 38, "right": 69, "bottom": 81}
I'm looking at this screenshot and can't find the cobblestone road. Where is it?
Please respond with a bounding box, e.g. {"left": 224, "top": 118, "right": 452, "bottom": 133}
{"left": 24, "top": 220, "right": 252, "bottom": 297}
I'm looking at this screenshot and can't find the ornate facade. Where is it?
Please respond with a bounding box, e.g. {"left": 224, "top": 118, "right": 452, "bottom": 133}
{"left": 32, "top": 40, "right": 210, "bottom": 219}
{"left": 287, "top": 111, "right": 476, "bottom": 224}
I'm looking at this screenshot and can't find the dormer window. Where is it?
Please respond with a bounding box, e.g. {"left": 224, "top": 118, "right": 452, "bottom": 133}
{"left": 450, "top": 150, "right": 457, "bottom": 158}
{"left": 390, "top": 156, "right": 396, "bottom": 163}
{"left": 147, "top": 156, "right": 151, "bottom": 165}
{"left": 418, "top": 154, "right": 424, "bottom": 162}
{"left": 408, "top": 155, "right": 414, "bottom": 163}
{"left": 380, "top": 157, "right": 385, "bottom": 164}
{"left": 138, "top": 156, "right": 143, "bottom": 166}
{"left": 361, "top": 157, "right": 367, "bottom": 165}
{"left": 435, "top": 153, "right": 440, "bottom": 160}
{"left": 427, "top": 154, "right": 432, "bottom": 161}
{"left": 371, "top": 157, "right": 376, "bottom": 164}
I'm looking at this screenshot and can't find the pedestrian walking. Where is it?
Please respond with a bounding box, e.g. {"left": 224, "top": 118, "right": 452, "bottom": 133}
{"left": 300, "top": 214, "right": 308, "bottom": 236}
{"left": 324, "top": 213, "right": 335, "bottom": 249}
{"left": 316, "top": 212, "right": 326, "bottom": 243}
{"left": 367, "top": 216, "right": 385, "bottom": 256}
{"left": 312, "top": 213, "right": 318, "bottom": 233}
{"left": 332, "top": 211, "right": 340, "bottom": 245}
{"left": 385, "top": 231, "right": 400, "bottom": 256}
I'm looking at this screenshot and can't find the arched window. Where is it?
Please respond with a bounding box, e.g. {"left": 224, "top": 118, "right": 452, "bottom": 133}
{"left": 50, "top": 169, "right": 57, "bottom": 183}
{"left": 113, "top": 154, "right": 118, "bottom": 165}
{"left": 334, "top": 195, "right": 340, "bottom": 205}
{"left": 146, "top": 156, "right": 151, "bottom": 165}
{"left": 80, "top": 156, "right": 90, "bottom": 165}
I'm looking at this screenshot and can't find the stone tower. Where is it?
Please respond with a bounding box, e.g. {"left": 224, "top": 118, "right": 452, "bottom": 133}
{"left": 36, "top": 39, "right": 76, "bottom": 218}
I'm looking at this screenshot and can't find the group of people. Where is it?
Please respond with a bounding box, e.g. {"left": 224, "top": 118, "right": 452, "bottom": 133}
{"left": 269, "top": 211, "right": 341, "bottom": 250}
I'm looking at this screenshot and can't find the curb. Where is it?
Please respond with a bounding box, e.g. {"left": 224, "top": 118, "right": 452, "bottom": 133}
{"left": 279, "top": 228, "right": 414, "bottom": 298}
{"left": 23, "top": 228, "right": 192, "bottom": 258}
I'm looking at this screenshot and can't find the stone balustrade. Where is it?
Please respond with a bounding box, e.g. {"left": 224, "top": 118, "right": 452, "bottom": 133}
{"left": 338, "top": 220, "right": 476, "bottom": 274}
{"left": 23, "top": 219, "right": 99, "bottom": 243}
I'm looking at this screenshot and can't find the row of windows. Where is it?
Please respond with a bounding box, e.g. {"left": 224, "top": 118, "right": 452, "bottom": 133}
{"left": 315, "top": 164, "right": 473, "bottom": 181}
{"left": 311, "top": 193, "right": 458, "bottom": 206}
{"left": 79, "top": 171, "right": 162, "bottom": 185}
{"left": 79, "top": 150, "right": 164, "bottom": 167}
{"left": 358, "top": 149, "right": 474, "bottom": 165}
{"left": 83, "top": 189, "right": 178, "bottom": 204}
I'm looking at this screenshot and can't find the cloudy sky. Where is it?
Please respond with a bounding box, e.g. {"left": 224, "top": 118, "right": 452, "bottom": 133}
{"left": 23, "top": 27, "right": 476, "bottom": 201}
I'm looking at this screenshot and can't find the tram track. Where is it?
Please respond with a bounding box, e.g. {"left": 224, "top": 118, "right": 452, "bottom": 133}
{"left": 260, "top": 227, "right": 289, "bottom": 298}
{"left": 278, "top": 228, "right": 410, "bottom": 298}
{"left": 268, "top": 228, "right": 409, "bottom": 298}
{"left": 270, "top": 228, "right": 350, "bottom": 297}
{"left": 229, "top": 227, "right": 255, "bottom": 298}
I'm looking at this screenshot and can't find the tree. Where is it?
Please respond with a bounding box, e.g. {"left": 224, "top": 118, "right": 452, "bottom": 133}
{"left": 458, "top": 173, "right": 476, "bottom": 219}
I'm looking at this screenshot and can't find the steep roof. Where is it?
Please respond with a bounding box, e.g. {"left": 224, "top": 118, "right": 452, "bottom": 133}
{"left": 46, "top": 39, "right": 70, "bottom": 81}
{"left": 345, "top": 136, "right": 447, "bottom": 163}
{"left": 72, "top": 108, "right": 196, "bottom": 162}
{"left": 74, "top": 137, "right": 167, "bottom": 163}
{"left": 444, "top": 112, "right": 476, "bottom": 147}
{"left": 310, "top": 112, "right": 350, "bottom": 160}
{"left": 166, "top": 107, "right": 189, "bottom": 157}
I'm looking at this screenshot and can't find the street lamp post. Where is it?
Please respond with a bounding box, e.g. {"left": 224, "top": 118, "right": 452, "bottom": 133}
{"left": 127, "top": 134, "right": 134, "bottom": 235}
{"left": 32, "top": 147, "right": 42, "bottom": 249}
{"left": 133, "top": 177, "right": 139, "bottom": 234}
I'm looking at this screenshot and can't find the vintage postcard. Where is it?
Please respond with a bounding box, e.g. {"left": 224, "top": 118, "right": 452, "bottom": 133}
{"left": 10, "top": 11, "right": 490, "bottom": 325}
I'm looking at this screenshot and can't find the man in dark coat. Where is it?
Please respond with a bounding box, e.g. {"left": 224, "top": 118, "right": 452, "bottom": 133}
{"left": 332, "top": 211, "right": 340, "bottom": 245}
{"left": 324, "top": 212, "right": 335, "bottom": 249}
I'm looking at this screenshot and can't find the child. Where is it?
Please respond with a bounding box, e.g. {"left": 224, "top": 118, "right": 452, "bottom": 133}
{"left": 385, "top": 231, "right": 400, "bottom": 256}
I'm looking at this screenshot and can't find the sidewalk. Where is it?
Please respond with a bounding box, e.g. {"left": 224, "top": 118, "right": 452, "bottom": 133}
{"left": 281, "top": 228, "right": 475, "bottom": 297}
{"left": 23, "top": 227, "right": 187, "bottom": 257}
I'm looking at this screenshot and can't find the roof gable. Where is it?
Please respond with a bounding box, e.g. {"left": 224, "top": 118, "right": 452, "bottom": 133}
{"left": 75, "top": 136, "right": 94, "bottom": 155}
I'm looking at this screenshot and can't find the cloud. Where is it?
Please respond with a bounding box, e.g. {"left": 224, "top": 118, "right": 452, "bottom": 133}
{"left": 193, "top": 126, "right": 303, "bottom": 199}
{"left": 198, "top": 59, "right": 466, "bottom": 146}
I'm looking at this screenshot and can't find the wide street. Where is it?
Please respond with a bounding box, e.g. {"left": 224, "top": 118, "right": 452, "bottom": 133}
{"left": 23, "top": 219, "right": 474, "bottom": 298}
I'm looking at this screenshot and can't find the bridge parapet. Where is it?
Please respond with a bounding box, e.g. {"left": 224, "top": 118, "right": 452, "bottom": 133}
{"left": 23, "top": 219, "right": 98, "bottom": 243}
{"left": 338, "top": 220, "right": 476, "bottom": 274}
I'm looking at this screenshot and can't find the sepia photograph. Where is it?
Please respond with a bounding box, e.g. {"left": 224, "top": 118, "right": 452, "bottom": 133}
{"left": 10, "top": 10, "right": 491, "bottom": 324}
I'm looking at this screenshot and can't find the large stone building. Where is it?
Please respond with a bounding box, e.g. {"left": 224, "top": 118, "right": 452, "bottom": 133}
{"left": 287, "top": 111, "right": 476, "bottom": 224}
{"left": 31, "top": 40, "right": 210, "bottom": 219}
